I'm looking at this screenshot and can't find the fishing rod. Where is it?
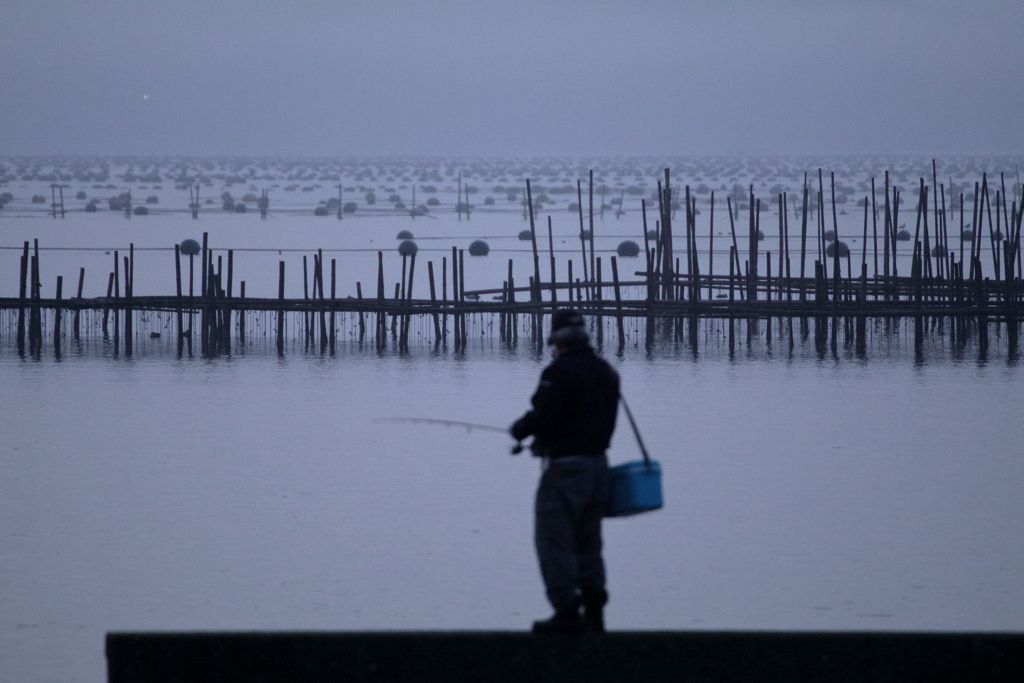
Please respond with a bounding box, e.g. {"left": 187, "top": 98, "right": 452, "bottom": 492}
{"left": 377, "top": 417, "right": 525, "bottom": 453}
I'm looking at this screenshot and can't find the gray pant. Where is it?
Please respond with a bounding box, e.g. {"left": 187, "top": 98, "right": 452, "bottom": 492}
{"left": 534, "top": 454, "right": 610, "bottom": 611}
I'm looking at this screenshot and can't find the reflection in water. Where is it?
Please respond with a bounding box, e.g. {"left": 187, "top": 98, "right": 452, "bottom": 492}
{"left": 2, "top": 309, "right": 1017, "bottom": 369}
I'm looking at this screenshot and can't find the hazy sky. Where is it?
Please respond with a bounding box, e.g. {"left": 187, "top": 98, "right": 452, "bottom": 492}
{"left": 2, "top": 0, "right": 1021, "bottom": 157}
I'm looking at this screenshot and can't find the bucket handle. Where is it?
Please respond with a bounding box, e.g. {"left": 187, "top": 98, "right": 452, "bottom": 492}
{"left": 620, "top": 396, "right": 652, "bottom": 469}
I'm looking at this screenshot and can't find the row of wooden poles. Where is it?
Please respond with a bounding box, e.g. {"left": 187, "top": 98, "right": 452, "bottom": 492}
{"left": 5, "top": 266, "right": 1016, "bottom": 360}
{"left": 42, "top": 184, "right": 272, "bottom": 220}
{"left": 3, "top": 167, "right": 1022, "bottom": 358}
{"left": 3, "top": 243, "right": 1019, "bottom": 358}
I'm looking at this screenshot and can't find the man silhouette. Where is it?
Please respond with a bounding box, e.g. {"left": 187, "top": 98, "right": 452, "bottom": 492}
{"left": 511, "top": 309, "right": 620, "bottom": 634}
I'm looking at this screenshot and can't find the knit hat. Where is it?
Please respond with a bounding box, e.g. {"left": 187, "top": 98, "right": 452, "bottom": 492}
{"left": 547, "top": 309, "right": 590, "bottom": 347}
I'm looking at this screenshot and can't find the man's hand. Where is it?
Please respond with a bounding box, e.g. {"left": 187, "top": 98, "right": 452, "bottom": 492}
{"left": 510, "top": 415, "right": 531, "bottom": 441}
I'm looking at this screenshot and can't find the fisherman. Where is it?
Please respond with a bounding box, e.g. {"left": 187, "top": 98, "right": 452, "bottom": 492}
{"left": 510, "top": 309, "right": 620, "bottom": 634}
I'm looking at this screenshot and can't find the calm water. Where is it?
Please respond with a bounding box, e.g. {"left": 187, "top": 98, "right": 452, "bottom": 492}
{"left": 3, "top": 156, "right": 1023, "bottom": 682}
{"left": 2, "top": 343, "right": 1022, "bottom": 683}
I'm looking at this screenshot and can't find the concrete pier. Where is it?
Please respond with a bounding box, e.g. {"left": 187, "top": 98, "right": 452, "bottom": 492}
{"left": 106, "top": 630, "right": 1023, "bottom": 683}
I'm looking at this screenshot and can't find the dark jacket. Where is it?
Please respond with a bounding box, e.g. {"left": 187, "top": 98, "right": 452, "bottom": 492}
{"left": 511, "top": 345, "right": 620, "bottom": 457}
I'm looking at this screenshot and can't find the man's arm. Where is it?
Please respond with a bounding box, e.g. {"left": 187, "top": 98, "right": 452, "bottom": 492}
{"left": 510, "top": 377, "right": 551, "bottom": 440}
{"left": 510, "top": 367, "right": 568, "bottom": 441}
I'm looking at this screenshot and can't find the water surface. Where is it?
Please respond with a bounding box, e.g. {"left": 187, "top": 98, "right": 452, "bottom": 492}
{"left": 2, "top": 344, "right": 1022, "bottom": 683}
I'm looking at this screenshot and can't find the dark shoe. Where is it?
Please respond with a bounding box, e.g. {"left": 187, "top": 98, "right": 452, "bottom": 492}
{"left": 531, "top": 606, "right": 582, "bottom": 634}
{"left": 581, "top": 587, "right": 608, "bottom": 634}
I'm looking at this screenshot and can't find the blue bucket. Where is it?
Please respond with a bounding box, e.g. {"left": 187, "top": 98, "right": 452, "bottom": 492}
{"left": 606, "top": 460, "right": 663, "bottom": 517}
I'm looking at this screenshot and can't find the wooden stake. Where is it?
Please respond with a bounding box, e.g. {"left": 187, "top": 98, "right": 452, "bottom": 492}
{"left": 54, "top": 275, "right": 63, "bottom": 353}
{"left": 577, "top": 180, "right": 589, "bottom": 287}
{"left": 611, "top": 255, "right": 625, "bottom": 351}
{"left": 74, "top": 267, "right": 84, "bottom": 341}
{"left": 428, "top": 261, "right": 441, "bottom": 344}
{"left": 547, "top": 215, "right": 557, "bottom": 304}
{"left": 356, "top": 281, "right": 365, "bottom": 343}
{"left": 330, "top": 258, "right": 336, "bottom": 354}
{"left": 277, "top": 261, "right": 285, "bottom": 355}
{"left": 175, "top": 244, "right": 184, "bottom": 353}
{"left": 239, "top": 281, "right": 246, "bottom": 347}
{"left": 17, "top": 242, "right": 28, "bottom": 354}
